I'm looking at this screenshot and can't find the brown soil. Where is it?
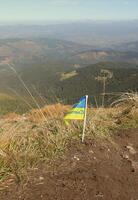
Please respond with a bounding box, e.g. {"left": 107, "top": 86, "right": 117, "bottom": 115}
{"left": 0, "top": 128, "right": 138, "bottom": 200}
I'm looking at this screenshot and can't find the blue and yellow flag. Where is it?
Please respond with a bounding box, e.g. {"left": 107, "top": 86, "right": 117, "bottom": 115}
{"left": 64, "top": 96, "right": 87, "bottom": 124}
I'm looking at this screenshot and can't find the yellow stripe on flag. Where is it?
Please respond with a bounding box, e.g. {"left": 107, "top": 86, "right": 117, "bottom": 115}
{"left": 64, "top": 108, "right": 85, "bottom": 120}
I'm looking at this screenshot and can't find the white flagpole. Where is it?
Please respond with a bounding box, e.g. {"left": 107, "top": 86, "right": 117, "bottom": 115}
{"left": 82, "top": 95, "right": 88, "bottom": 143}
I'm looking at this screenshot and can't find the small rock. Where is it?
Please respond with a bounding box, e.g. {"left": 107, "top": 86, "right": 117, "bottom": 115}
{"left": 89, "top": 150, "right": 94, "bottom": 154}
{"left": 122, "top": 154, "right": 129, "bottom": 160}
{"left": 73, "top": 156, "right": 80, "bottom": 161}
{"left": 126, "top": 146, "right": 136, "bottom": 155}
{"left": 39, "top": 176, "right": 44, "bottom": 181}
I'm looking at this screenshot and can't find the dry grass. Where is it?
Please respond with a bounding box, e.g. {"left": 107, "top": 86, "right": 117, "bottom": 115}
{"left": 28, "top": 103, "right": 70, "bottom": 122}
{"left": 111, "top": 92, "right": 138, "bottom": 108}
{"left": 0, "top": 94, "right": 138, "bottom": 183}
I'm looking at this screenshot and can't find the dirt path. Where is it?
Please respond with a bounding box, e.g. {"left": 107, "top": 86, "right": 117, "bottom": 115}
{"left": 1, "top": 128, "right": 138, "bottom": 200}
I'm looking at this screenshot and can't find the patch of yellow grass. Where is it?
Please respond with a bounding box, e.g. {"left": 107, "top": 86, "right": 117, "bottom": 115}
{"left": 3, "top": 113, "right": 21, "bottom": 122}
{"left": 28, "top": 103, "right": 70, "bottom": 122}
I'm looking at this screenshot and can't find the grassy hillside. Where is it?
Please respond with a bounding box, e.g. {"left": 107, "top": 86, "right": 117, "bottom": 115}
{"left": 0, "top": 93, "right": 137, "bottom": 183}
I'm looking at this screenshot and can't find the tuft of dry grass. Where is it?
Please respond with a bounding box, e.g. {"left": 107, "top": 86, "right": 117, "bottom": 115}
{"left": 111, "top": 92, "right": 138, "bottom": 108}
{"left": 110, "top": 92, "right": 138, "bottom": 128}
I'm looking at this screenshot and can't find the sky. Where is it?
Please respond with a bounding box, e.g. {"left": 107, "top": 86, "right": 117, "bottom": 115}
{"left": 0, "top": 0, "right": 138, "bottom": 23}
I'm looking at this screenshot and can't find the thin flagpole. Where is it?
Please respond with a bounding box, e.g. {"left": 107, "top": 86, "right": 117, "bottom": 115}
{"left": 82, "top": 95, "right": 88, "bottom": 143}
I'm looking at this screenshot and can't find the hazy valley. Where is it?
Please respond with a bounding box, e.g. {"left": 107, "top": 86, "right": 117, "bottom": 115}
{"left": 0, "top": 21, "right": 138, "bottom": 114}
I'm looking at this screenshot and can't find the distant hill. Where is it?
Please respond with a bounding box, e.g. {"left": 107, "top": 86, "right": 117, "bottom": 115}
{"left": 59, "top": 62, "right": 138, "bottom": 105}
{"left": 0, "top": 61, "right": 138, "bottom": 109}
{"left": 0, "top": 38, "right": 92, "bottom": 63}
{"left": 113, "top": 41, "right": 138, "bottom": 52}
{"left": 71, "top": 50, "right": 138, "bottom": 64}
{"left": 1, "top": 38, "right": 138, "bottom": 67}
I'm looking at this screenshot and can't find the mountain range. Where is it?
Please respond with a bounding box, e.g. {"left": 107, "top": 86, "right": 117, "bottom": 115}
{"left": 1, "top": 20, "right": 138, "bottom": 47}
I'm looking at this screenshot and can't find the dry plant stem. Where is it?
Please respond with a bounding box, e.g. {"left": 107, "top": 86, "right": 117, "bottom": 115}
{"left": 6, "top": 63, "right": 47, "bottom": 122}
{"left": 8, "top": 87, "right": 34, "bottom": 110}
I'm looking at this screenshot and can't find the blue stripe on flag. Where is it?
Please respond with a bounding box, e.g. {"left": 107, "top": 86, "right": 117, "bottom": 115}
{"left": 73, "top": 96, "right": 86, "bottom": 108}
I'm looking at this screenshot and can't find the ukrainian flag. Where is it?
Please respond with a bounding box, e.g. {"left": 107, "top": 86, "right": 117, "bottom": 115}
{"left": 64, "top": 96, "right": 87, "bottom": 123}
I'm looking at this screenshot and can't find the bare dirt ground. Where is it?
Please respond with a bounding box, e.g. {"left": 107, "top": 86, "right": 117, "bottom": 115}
{"left": 0, "top": 128, "right": 138, "bottom": 200}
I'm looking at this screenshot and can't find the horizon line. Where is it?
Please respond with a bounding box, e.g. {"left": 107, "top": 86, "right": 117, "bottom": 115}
{"left": 0, "top": 18, "right": 138, "bottom": 25}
